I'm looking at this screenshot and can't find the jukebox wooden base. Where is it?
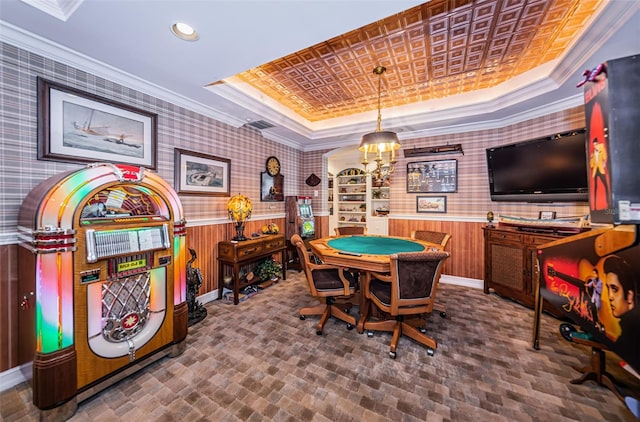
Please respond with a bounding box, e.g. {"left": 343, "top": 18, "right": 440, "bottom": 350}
{"left": 32, "top": 348, "right": 77, "bottom": 410}
{"left": 34, "top": 340, "right": 186, "bottom": 421}
{"left": 75, "top": 339, "right": 186, "bottom": 404}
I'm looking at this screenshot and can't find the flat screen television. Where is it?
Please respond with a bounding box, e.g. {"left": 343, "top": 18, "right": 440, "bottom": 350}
{"left": 486, "top": 129, "right": 588, "bottom": 202}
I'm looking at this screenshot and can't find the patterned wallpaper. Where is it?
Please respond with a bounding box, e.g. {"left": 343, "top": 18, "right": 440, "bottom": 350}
{"left": 382, "top": 107, "right": 589, "bottom": 219}
{"left": 0, "top": 41, "right": 303, "bottom": 243}
{"left": 1, "top": 39, "right": 589, "bottom": 244}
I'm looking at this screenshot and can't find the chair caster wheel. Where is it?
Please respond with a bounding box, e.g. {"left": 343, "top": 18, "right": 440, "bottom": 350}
{"left": 560, "top": 323, "right": 577, "bottom": 342}
{"left": 346, "top": 324, "right": 354, "bottom": 330}
{"left": 316, "top": 330, "right": 323, "bottom": 335}
{"left": 367, "top": 331, "right": 373, "bottom": 338}
{"left": 389, "top": 351, "right": 397, "bottom": 359}
{"left": 299, "top": 315, "right": 305, "bottom": 320}
{"left": 427, "top": 348, "right": 434, "bottom": 356}
{"left": 439, "top": 311, "right": 447, "bottom": 318}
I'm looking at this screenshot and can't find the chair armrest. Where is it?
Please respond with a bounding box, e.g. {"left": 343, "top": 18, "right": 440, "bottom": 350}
{"left": 309, "top": 263, "right": 354, "bottom": 296}
{"left": 360, "top": 270, "right": 391, "bottom": 299}
{"left": 309, "top": 262, "right": 343, "bottom": 271}
{"left": 368, "top": 270, "right": 392, "bottom": 282}
{"left": 337, "top": 268, "right": 355, "bottom": 296}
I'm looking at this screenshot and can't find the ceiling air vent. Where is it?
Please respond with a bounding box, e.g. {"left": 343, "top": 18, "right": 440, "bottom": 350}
{"left": 245, "top": 120, "right": 275, "bottom": 130}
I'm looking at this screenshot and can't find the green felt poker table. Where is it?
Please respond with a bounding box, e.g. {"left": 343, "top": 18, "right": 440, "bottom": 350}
{"left": 309, "top": 235, "right": 442, "bottom": 272}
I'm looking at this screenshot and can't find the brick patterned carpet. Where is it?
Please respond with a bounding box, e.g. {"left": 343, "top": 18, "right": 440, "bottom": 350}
{"left": 2, "top": 270, "right": 638, "bottom": 421}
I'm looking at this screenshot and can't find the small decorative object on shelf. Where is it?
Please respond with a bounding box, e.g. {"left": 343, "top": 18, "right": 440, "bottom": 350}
{"left": 261, "top": 223, "right": 280, "bottom": 234}
{"left": 539, "top": 211, "right": 557, "bottom": 220}
{"left": 187, "top": 248, "right": 207, "bottom": 326}
{"left": 487, "top": 211, "right": 495, "bottom": 228}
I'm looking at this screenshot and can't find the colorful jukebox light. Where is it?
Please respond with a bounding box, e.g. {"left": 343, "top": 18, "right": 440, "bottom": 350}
{"left": 18, "top": 163, "right": 187, "bottom": 415}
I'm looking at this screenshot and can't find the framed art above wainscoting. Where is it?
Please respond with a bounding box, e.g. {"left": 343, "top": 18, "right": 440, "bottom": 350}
{"left": 174, "top": 148, "right": 230, "bottom": 196}
{"left": 261, "top": 172, "right": 284, "bottom": 202}
{"left": 416, "top": 196, "right": 447, "bottom": 213}
{"left": 37, "top": 77, "right": 158, "bottom": 169}
{"left": 407, "top": 159, "right": 457, "bottom": 193}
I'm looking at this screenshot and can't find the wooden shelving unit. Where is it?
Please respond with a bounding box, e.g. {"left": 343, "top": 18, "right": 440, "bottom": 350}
{"left": 336, "top": 168, "right": 367, "bottom": 228}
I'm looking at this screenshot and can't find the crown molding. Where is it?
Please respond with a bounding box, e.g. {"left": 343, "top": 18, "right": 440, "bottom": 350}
{"left": 19, "top": 0, "right": 84, "bottom": 21}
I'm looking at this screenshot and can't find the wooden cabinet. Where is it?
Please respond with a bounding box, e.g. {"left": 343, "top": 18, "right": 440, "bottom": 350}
{"left": 483, "top": 226, "right": 563, "bottom": 316}
{"left": 218, "top": 234, "right": 286, "bottom": 305}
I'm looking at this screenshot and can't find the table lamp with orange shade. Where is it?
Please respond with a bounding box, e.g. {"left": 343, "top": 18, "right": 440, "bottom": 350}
{"left": 227, "top": 194, "right": 252, "bottom": 241}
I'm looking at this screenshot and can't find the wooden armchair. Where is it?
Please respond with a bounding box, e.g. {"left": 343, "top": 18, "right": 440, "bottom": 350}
{"left": 291, "top": 234, "right": 357, "bottom": 335}
{"left": 411, "top": 230, "right": 451, "bottom": 317}
{"left": 334, "top": 226, "right": 366, "bottom": 236}
{"left": 410, "top": 230, "right": 451, "bottom": 249}
{"left": 359, "top": 250, "right": 449, "bottom": 358}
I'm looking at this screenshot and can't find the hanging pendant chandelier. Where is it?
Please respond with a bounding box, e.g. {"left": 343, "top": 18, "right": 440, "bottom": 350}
{"left": 359, "top": 65, "right": 401, "bottom": 184}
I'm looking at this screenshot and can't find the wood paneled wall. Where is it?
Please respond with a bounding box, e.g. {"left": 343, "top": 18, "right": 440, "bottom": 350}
{"left": 0, "top": 244, "right": 18, "bottom": 372}
{"left": 389, "top": 219, "right": 485, "bottom": 280}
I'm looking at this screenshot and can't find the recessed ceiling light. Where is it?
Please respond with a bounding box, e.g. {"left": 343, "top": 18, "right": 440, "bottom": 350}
{"left": 171, "top": 22, "right": 199, "bottom": 41}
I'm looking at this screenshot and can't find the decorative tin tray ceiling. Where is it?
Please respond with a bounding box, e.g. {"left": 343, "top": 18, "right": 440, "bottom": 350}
{"left": 227, "top": 0, "right": 604, "bottom": 122}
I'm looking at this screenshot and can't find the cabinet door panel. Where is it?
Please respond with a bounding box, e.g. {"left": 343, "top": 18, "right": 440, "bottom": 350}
{"left": 489, "top": 243, "right": 524, "bottom": 290}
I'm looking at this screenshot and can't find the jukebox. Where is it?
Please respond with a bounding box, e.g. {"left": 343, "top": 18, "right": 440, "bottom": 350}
{"left": 536, "top": 54, "right": 640, "bottom": 408}
{"left": 18, "top": 163, "right": 188, "bottom": 418}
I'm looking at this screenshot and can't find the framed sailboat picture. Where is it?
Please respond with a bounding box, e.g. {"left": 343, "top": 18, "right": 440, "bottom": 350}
{"left": 37, "top": 77, "right": 158, "bottom": 169}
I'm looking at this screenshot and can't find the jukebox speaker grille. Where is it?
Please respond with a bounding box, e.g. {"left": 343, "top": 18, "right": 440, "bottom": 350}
{"left": 101, "top": 273, "right": 151, "bottom": 342}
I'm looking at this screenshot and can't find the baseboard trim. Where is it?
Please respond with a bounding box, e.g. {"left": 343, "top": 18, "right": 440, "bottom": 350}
{"left": 0, "top": 362, "right": 31, "bottom": 391}
{"left": 441, "top": 274, "right": 483, "bottom": 290}
{"left": 198, "top": 290, "right": 219, "bottom": 305}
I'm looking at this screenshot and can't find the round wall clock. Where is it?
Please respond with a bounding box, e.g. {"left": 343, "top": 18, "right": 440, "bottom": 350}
{"left": 266, "top": 156, "right": 281, "bottom": 176}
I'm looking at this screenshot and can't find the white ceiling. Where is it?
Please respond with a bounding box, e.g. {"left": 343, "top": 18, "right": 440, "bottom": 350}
{"left": 1, "top": 0, "right": 639, "bottom": 151}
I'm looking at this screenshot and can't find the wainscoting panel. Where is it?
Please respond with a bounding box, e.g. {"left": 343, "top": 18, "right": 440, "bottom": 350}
{"left": 389, "top": 219, "right": 485, "bottom": 280}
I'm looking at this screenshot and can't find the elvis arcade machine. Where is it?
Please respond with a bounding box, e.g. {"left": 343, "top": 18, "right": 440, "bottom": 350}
{"left": 536, "top": 54, "right": 640, "bottom": 410}
{"left": 18, "top": 163, "right": 188, "bottom": 420}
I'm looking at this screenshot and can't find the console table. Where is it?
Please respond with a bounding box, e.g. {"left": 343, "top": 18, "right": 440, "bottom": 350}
{"left": 217, "top": 234, "right": 286, "bottom": 305}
